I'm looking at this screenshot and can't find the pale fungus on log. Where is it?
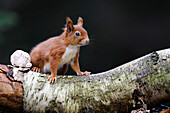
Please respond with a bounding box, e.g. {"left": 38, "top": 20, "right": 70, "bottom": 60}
{"left": 0, "top": 49, "right": 170, "bottom": 112}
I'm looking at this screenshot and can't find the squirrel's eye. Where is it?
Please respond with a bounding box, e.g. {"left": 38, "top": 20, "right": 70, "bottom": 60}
{"left": 75, "top": 31, "right": 81, "bottom": 37}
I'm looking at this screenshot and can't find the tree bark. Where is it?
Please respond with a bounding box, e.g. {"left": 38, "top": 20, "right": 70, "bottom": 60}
{"left": 21, "top": 49, "right": 170, "bottom": 113}
{"left": 0, "top": 49, "right": 170, "bottom": 112}
{"left": 0, "top": 73, "right": 23, "bottom": 113}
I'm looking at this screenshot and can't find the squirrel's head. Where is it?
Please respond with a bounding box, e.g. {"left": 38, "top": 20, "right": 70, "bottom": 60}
{"left": 65, "top": 17, "right": 89, "bottom": 46}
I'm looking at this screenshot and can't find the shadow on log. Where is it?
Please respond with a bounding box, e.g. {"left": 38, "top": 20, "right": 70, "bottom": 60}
{"left": 0, "top": 49, "right": 170, "bottom": 113}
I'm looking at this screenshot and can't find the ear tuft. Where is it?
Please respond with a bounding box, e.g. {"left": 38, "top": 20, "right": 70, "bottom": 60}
{"left": 66, "top": 17, "right": 74, "bottom": 33}
{"left": 77, "top": 17, "right": 83, "bottom": 27}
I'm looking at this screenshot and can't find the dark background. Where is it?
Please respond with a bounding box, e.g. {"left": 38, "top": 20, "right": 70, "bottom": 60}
{"left": 0, "top": 0, "right": 170, "bottom": 74}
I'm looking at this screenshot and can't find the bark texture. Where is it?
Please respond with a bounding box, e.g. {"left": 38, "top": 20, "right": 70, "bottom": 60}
{"left": 0, "top": 73, "right": 23, "bottom": 112}
{"left": 22, "top": 49, "right": 170, "bottom": 113}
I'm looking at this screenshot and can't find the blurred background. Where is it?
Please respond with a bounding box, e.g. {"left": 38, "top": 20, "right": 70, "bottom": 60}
{"left": 0, "top": 0, "right": 170, "bottom": 74}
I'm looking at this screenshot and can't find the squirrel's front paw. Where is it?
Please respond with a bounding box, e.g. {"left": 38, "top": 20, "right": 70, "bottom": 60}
{"left": 48, "top": 74, "right": 57, "bottom": 84}
{"left": 32, "top": 67, "right": 40, "bottom": 72}
{"left": 77, "top": 71, "right": 91, "bottom": 75}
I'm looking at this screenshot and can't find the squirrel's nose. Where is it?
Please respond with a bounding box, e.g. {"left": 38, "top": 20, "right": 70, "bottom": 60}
{"left": 80, "top": 38, "right": 90, "bottom": 45}
{"left": 84, "top": 39, "right": 89, "bottom": 45}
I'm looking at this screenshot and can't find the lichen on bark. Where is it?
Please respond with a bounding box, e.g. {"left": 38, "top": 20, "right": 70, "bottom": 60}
{"left": 22, "top": 49, "right": 170, "bottom": 113}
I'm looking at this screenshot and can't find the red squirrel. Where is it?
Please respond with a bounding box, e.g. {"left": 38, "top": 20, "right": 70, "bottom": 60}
{"left": 30, "top": 17, "right": 91, "bottom": 83}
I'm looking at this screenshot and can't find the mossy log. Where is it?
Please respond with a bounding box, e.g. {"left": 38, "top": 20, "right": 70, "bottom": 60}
{"left": 22, "top": 49, "right": 170, "bottom": 113}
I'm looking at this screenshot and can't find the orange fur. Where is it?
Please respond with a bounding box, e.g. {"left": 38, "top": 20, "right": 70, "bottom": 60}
{"left": 30, "top": 17, "right": 90, "bottom": 83}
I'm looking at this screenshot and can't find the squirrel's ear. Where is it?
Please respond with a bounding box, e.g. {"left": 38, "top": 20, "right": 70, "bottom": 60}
{"left": 66, "top": 17, "right": 74, "bottom": 32}
{"left": 77, "top": 17, "right": 83, "bottom": 27}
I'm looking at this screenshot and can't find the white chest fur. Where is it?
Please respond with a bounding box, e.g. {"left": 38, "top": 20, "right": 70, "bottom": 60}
{"left": 43, "top": 44, "right": 79, "bottom": 73}
{"left": 59, "top": 44, "right": 79, "bottom": 68}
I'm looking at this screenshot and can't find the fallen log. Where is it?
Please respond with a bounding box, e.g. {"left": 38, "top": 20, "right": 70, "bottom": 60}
{"left": 0, "top": 73, "right": 23, "bottom": 113}
{"left": 0, "top": 49, "right": 170, "bottom": 112}
{"left": 22, "top": 49, "right": 170, "bottom": 112}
